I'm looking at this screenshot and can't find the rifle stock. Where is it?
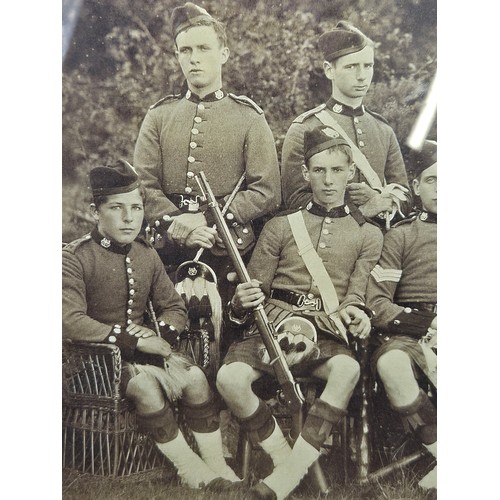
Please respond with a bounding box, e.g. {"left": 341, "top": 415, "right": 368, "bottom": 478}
{"left": 196, "top": 171, "right": 304, "bottom": 415}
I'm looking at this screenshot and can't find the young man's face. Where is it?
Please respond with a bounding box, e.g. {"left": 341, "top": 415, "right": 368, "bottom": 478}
{"left": 93, "top": 189, "right": 144, "bottom": 246}
{"left": 324, "top": 45, "right": 374, "bottom": 103}
{"left": 302, "top": 149, "right": 355, "bottom": 210}
{"left": 413, "top": 163, "right": 437, "bottom": 214}
{"left": 175, "top": 25, "right": 229, "bottom": 96}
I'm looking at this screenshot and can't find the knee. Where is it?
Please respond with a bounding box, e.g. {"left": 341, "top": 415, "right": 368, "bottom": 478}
{"left": 376, "top": 350, "right": 413, "bottom": 385}
{"left": 329, "top": 355, "right": 360, "bottom": 389}
{"left": 216, "top": 363, "right": 253, "bottom": 400}
{"left": 126, "top": 372, "right": 163, "bottom": 405}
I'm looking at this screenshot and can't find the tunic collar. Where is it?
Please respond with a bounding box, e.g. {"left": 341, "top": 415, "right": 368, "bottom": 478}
{"left": 419, "top": 211, "right": 437, "bottom": 224}
{"left": 305, "top": 201, "right": 350, "bottom": 218}
{"left": 326, "top": 97, "right": 365, "bottom": 117}
{"left": 91, "top": 227, "right": 131, "bottom": 255}
{"left": 185, "top": 88, "right": 226, "bottom": 103}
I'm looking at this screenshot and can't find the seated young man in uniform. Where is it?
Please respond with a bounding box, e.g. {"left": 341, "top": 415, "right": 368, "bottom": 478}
{"left": 216, "top": 127, "right": 383, "bottom": 499}
{"left": 366, "top": 141, "right": 437, "bottom": 490}
{"left": 62, "top": 160, "right": 239, "bottom": 489}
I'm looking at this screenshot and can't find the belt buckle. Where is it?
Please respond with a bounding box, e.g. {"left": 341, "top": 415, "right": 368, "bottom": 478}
{"left": 178, "top": 195, "right": 200, "bottom": 212}
{"left": 293, "top": 297, "right": 322, "bottom": 312}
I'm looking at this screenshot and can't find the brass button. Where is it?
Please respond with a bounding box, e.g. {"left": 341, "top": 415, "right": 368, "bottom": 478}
{"left": 191, "top": 128, "right": 199, "bottom": 134}
{"left": 322, "top": 228, "right": 329, "bottom": 235}
{"left": 198, "top": 103, "right": 205, "bottom": 110}
{"left": 187, "top": 156, "right": 195, "bottom": 163}
{"left": 354, "top": 118, "right": 359, "bottom": 124}
{"left": 307, "top": 293, "right": 314, "bottom": 299}
{"left": 190, "top": 142, "right": 197, "bottom": 149}
{"left": 324, "top": 217, "right": 332, "bottom": 224}
{"left": 194, "top": 117, "right": 202, "bottom": 123}
{"left": 357, "top": 128, "right": 363, "bottom": 134}
{"left": 125, "top": 257, "right": 131, "bottom": 263}
{"left": 359, "top": 141, "right": 365, "bottom": 147}
{"left": 185, "top": 186, "right": 193, "bottom": 194}
{"left": 129, "top": 278, "right": 134, "bottom": 285}
{"left": 319, "top": 242, "right": 326, "bottom": 249}
{"left": 187, "top": 171, "right": 195, "bottom": 179}
{"left": 108, "top": 335, "right": 117, "bottom": 343}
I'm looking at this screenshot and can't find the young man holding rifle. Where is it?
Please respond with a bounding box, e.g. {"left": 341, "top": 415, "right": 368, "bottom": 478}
{"left": 216, "top": 127, "right": 383, "bottom": 499}
{"left": 133, "top": 2, "right": 280, "bottom": 289}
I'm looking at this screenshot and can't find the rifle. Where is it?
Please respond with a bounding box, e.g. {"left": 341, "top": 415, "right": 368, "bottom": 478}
{"left": 195, "top": 171, "right": 304, "bottom": 426}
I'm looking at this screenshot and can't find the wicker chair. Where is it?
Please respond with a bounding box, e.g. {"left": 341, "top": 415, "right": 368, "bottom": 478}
{"left": 62, "top": 340, "right": 169, "bottom": 477}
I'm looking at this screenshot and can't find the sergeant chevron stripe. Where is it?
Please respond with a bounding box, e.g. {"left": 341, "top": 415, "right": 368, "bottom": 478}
{"left": 371, "top": 264, "right": 402, "bottom": 283}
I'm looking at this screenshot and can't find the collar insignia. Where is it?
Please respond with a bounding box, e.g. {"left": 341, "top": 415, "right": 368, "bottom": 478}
{"left": 332, "top": 103, "right": 343, "bottom": 114}
{"left": 215, "top": 89, "right": 224, "bottom": 100}
{"left": 185, "top": 90, "right": 192, "bottom": 100}
{"left": 420, "top": 212, "right": 428, "bottom": 221}
{"left": 100, "top": 237, "right": 111, "bottom": 248}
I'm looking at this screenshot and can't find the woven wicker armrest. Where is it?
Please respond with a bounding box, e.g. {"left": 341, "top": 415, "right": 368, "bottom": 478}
{"left": 62, "top": 340, "right": 124, "bottom": 403}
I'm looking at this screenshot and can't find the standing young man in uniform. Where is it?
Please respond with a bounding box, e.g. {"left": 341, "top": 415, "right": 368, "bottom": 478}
{"left": 366, "top": 141, "right": 437, "bottom": 490}
{"left": 281, "top": 22, "right": 410, "bottom": 225}
{"left": 133, "top": 2, "right": 281, "bottom": 290}
{"left": 217, "top": 127, "right": 383, "bottom": 499}
{"left": 62, "top": 160, "right": 239, "bottom": 489}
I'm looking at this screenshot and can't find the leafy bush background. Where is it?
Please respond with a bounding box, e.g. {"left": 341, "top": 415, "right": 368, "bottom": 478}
{"left": 62, "top": 0, "right": 436, "bottom": 242}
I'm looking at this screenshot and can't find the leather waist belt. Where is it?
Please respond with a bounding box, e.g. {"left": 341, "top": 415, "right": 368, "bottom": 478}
{"left": 400, "top": 302, "right": 437, "bottom": 313}
{"left": 270, "top": 289, "right": 322, "bottom": 311}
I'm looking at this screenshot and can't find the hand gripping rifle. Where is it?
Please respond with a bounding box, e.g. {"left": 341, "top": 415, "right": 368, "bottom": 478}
{"left": 195, "top": 171, "right": 304, "bottom": 420}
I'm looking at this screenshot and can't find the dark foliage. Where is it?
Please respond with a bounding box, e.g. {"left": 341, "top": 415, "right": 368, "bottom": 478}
{"left": 62, "top": 0, "right": 436, "bottom": 240}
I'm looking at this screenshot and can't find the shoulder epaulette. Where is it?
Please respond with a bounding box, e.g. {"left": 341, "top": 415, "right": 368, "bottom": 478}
{"left": 393, "top": 213, "right": 418, "bottom": 228}
{"left": 62, "top": 233, "right": 92, "bottom": 254}
{"left": 292, "top": 104, "right": 326, "bottom": 124}
{"left": 149, "top": 93, "right": 181, "bottom": 110}
{"left": 365, "top": 108, "right": 389, "bottom": 125}
{"left": 228, "top": 93, "right": 263, "bottom": 114}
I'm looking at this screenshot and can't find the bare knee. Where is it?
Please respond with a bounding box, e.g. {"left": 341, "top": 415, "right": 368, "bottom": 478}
{"left": 377, "top": 350, "right": 413, "bottom": 385}
{"left": 126, "top": 372, "right": 164, "bottom": 408}
{"left": 216, "top": 362, "right": 255, "bottom": 400}
{"left": 328, "top": 355, "right": 360, "bottom": 389}
{"left": 182, "top": 366, "right": 210, "bottom": 402}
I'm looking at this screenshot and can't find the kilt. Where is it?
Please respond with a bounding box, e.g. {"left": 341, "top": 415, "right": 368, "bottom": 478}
{"left": 223, "top": 333, "right": 354, "bottom": 378}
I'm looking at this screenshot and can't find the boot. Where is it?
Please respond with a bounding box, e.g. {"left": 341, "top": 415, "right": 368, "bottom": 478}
{"left": 156, "top": 431, "right": 219, "bottom": 488}
{"left": 192, "top": 428, "right": 241, "bottom": 482}
{"left": 258, "top": 417, "right": 292, "bottom": 468}
{"left": 419, "top": 441, "right": 437, "bottom": 490}
{"left": 262, "top": 435, "right": 320, "bottom": 500}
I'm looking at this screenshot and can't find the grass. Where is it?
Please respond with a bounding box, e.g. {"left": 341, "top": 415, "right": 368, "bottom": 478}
{"left": 62, "top": 408, "right": 437, "bottom": 500}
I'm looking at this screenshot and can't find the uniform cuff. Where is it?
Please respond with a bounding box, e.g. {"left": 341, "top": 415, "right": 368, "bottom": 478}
{"left": 387, "top": 308, "right": 436, "bottom": 337}
{"left": 226, "top": 301, "right": 251, "bottom": 326}
{"left": 158, "top": 322, "right": 180, "bottom": 345}
{"left": 105, "top": 325, "right": 139, "bottom": 359}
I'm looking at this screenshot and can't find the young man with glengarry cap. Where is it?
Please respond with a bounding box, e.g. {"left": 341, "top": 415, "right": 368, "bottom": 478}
{"left": 133, "top": 2, "right": 280, "bottom": 289}
{"left": 281, "top": 21, "right": 410, "bottom": 227}
{"left": 366, "top": 140, "right": 437, "bottom": 490}
{"left": 217, "top": 127, "right": 383, "bottom": 499}
{"left": 62, "top": 159, "right": 240, "bottom": 490}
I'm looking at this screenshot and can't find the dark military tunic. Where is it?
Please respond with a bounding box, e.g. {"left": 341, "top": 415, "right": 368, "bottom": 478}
{"left": 366, "top": 212, "right": 437, "bottom": 375}
{"left": 281, "top": 98, "right": 409, "bottom": 210}
{"left": 133, "top": 90, "right": 281, "bottom": 225}
{"left": 62, "top": 228, "right": 187, "bottom": 359}
{"left": 224, "top": 201, "right": 383, "bottom": 375}
{"left": 367, "top": 212, "right": 437, "bottom": 335}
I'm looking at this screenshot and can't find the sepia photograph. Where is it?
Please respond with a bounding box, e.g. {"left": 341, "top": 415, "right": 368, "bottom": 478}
{"left": 61, "top": 1, "right": 443, "bottom": 498}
